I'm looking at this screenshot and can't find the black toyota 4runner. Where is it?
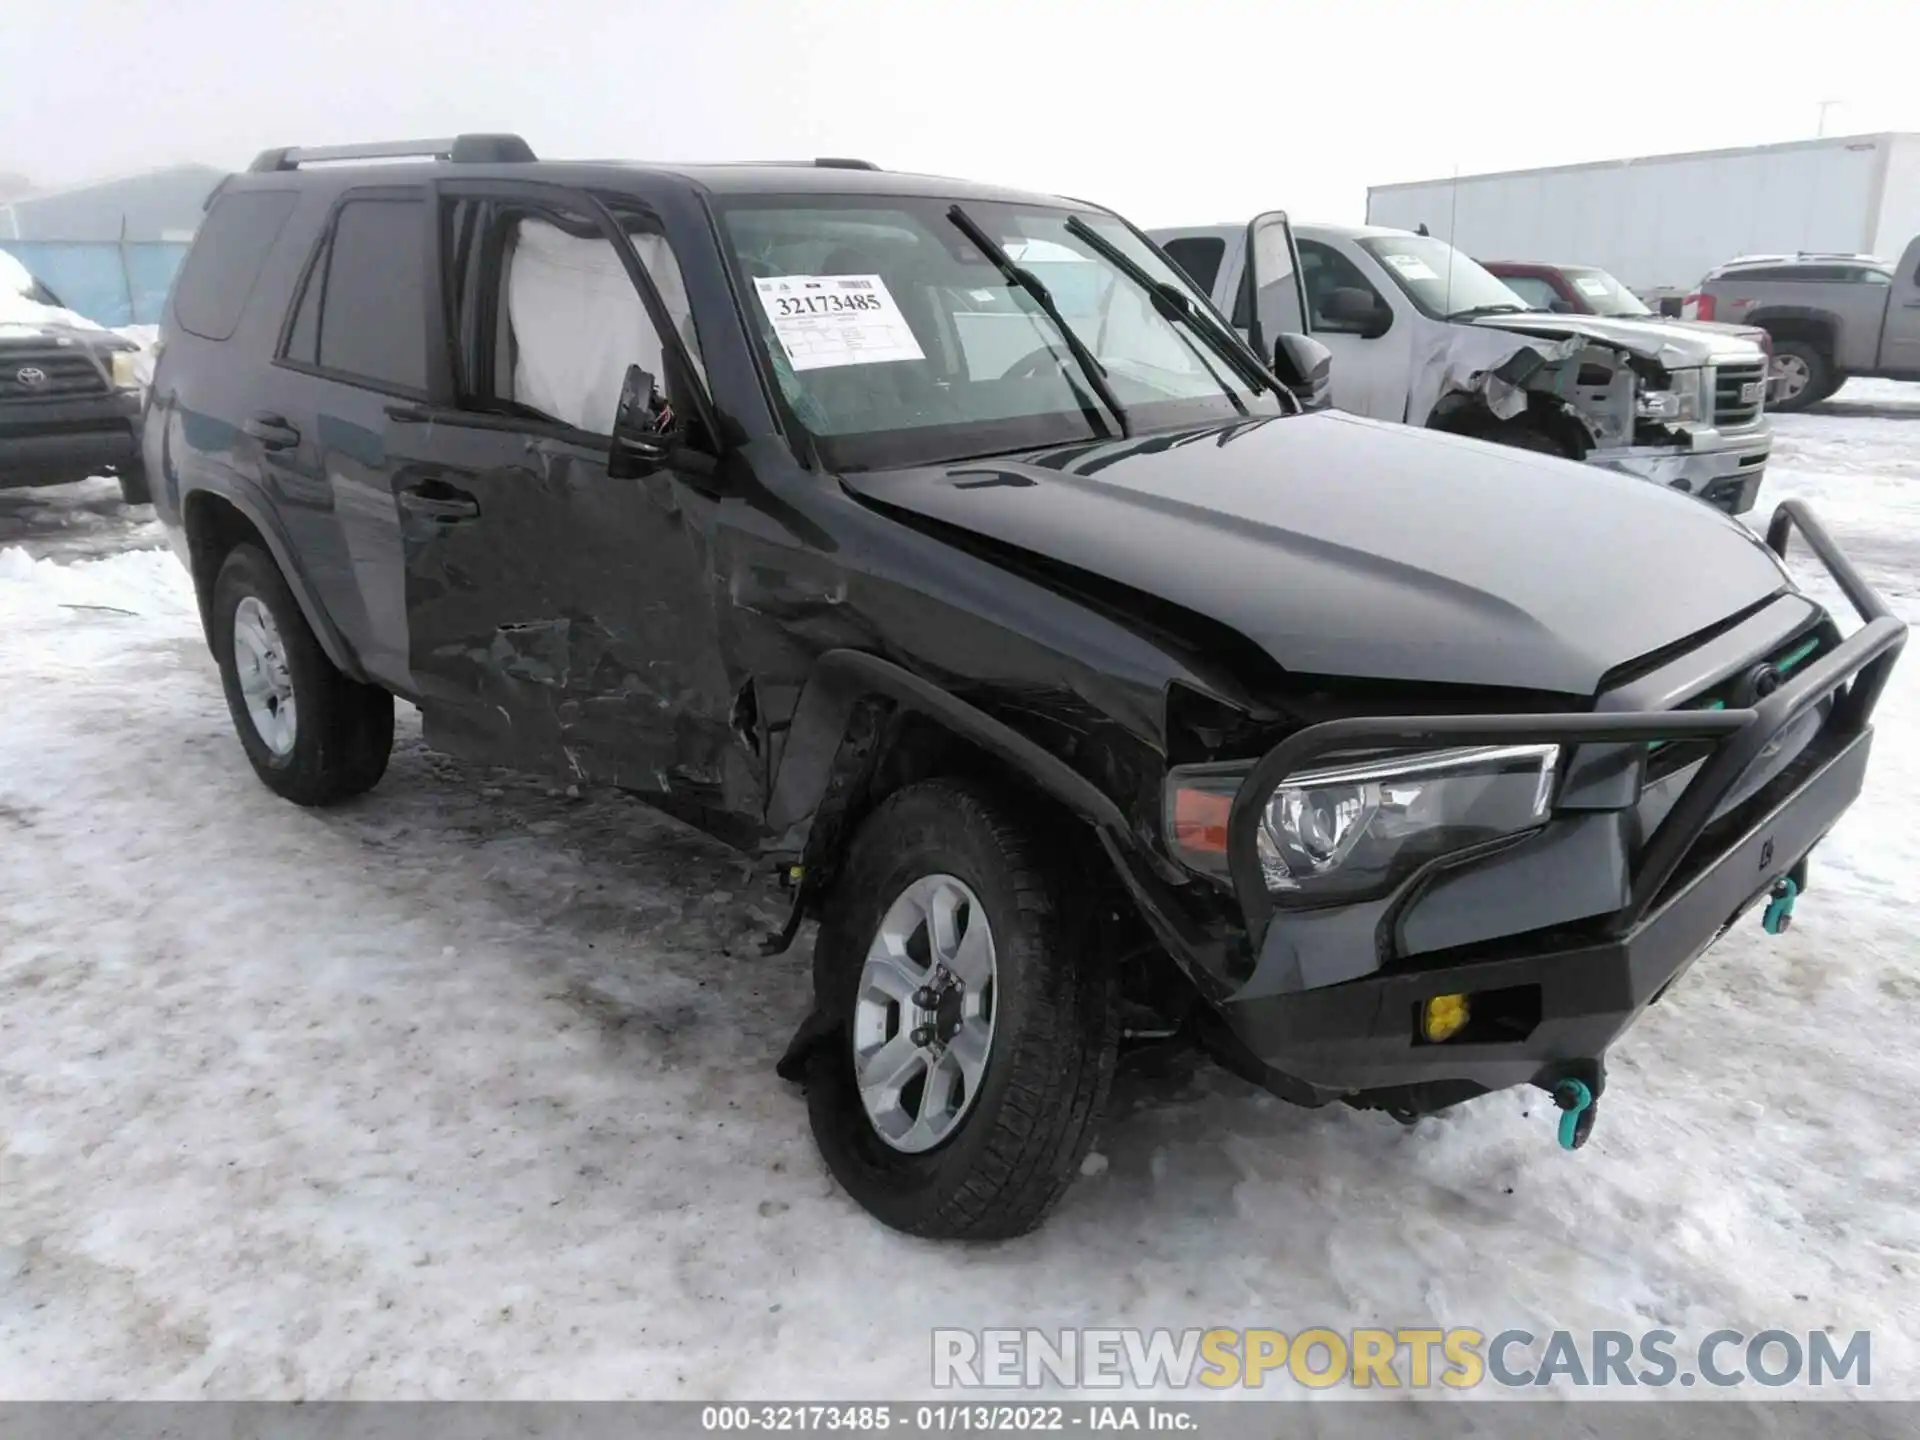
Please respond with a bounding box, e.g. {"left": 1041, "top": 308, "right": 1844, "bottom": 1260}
{"left": 2, "top": 250, "right": 150, "bottom": 503}
{"left": 146, "top": 135, "right": 1905, "bottom": 1238}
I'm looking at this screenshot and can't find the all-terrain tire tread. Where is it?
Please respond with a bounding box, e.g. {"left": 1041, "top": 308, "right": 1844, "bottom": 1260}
{"left": 810, "top": 779, "right": 1118, "bottom": 1240}
{"left": 212, "top": 544, "right": 392, "bottom": 807}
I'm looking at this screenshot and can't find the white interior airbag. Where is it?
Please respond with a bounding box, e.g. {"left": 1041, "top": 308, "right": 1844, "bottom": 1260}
{"left": 507, "top": 220, "right": 670, "bottom": 435}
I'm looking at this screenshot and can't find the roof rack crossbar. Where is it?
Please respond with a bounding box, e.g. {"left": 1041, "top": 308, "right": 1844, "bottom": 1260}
{"left": 248, "top": 134, "right": 536, "bottom": 172}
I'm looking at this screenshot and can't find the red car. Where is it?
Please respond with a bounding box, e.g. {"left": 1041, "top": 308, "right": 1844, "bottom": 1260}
{"left": 1481, "top": 260, "right": 1774, "bottom": 377}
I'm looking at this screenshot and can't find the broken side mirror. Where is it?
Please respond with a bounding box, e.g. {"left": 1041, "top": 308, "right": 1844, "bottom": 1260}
{"left": 1271, "top": 333, "right": 1333, "bottom": 411}
{"left": 609, "top": 363, "right": 716, "bottom": 481}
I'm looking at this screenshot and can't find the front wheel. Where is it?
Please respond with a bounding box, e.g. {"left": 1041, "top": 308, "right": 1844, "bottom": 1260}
{"left": 1768, "top": 340, "right": 1832, "bottom": 413}
{"left": 804, "top": 780, "right": 1117, "bottom": 1239}
{"left": 1485, "top": 423, "right": 1573, "bottom": 458}
{"left": 115, "top": 462, "right": 151, "bottom": 506}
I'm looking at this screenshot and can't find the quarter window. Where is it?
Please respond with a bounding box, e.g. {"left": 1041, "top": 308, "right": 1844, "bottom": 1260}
{"left": 173, "top": 189, "right": 298, "bottom": 342}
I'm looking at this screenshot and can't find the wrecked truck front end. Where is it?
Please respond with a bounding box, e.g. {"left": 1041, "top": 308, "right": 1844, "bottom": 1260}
{"left": 1155, "top": 502, "right": 1901, "bottom": 1142}
{"left": 1448, "top": 314, "right": 1774, "bottom": 515}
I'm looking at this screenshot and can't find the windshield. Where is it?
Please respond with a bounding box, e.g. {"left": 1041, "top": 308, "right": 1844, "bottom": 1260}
{"left": 1356, "top": 235, "right": 1530, "bottom": 320}
{"left": 0, "top": 250, "right": 68, "bottom": 320}
{"left": 1560, "top": 266, "right": 1651, "bottom": 317}
{"left": 1, "top": 251, "right": 32, "bottom": 299}
{"left": 716, "top": 196, "right": 1279, "bottom": 471}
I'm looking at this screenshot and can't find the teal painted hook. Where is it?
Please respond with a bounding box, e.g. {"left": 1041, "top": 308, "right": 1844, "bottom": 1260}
{"left": 1552, "top": 1078, "right": 1594, "bottom": 1151}
{"left": 1762, "top": 878, "right": 1799, "bottom": 936}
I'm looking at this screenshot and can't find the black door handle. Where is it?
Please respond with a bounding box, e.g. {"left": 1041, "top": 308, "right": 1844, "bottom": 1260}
{"left": 244, "top": 413, "right": 301, "bottom": 450}
{"left": 399, "top": 477, "right": 481, "bottom": 521}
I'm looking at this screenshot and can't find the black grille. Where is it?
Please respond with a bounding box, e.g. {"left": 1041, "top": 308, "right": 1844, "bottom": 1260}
{"left": 0, "top": 349, "right": 109, "bottom": 401}
{"left": 1713, "top": 361, "right": 1766, "bottom": 428}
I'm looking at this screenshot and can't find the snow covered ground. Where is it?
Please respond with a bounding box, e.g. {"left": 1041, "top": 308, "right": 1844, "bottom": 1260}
{"left": 1, "top": 383, "right": 1917, "bottom": 1402}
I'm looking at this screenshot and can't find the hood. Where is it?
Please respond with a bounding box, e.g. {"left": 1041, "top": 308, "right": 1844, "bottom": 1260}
{"left": 0, "top": 290, "right": 115, "bottom": 345}
{"left": 844, "top": 412, "right": 1791, "bottom": 696}
{"left": 1470, "top": 311, "right": 1764, "bottom": 368}
{"left": 1671, "top": 317, "right": 1771, "bottom": 346}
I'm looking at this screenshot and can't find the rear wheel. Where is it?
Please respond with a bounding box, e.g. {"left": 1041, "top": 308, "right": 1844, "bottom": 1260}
{"left": 1768, "top": 340, "right": 1832, "bottom": 413}
{"left": 210, "top": 544, "right": 393, "bottom": 806}
{"left": 803, "top": 780, "right": 1117, "bottom": 1239}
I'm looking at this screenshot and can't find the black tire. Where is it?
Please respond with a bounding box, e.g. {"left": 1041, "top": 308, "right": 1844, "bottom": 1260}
{"left": 1768, "top": 339, "right": 1832, "bottom": 414}
{"left": 210, "top": 543, "right": 393, "bottom": 806}
{"left": 804, "top": 780, "right": 1118, "bottom": 1239}
{"left": 115, "top": 462, "right": 151, "bottom": 506}
{"left": 1486, "top": 423, "right": 1573, "bottom": 458}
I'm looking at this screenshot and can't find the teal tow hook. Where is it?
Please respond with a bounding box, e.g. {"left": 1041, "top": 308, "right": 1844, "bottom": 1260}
{"left": 1762, "top": 878, "right": 1799, "bottom": 936}
{"left": 1552, "top": 1078, "right": 1596, "bottom": 1151}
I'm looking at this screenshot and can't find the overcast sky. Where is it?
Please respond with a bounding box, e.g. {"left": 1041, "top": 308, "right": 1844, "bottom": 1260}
{"left": 5, "top": 0, "right": 1916, "bottom": 224}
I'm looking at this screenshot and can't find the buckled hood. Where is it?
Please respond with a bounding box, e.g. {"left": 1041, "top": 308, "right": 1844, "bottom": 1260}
{"left": 843, "top": 412, "right": 1791, "bottom": 697}
{"left": 1471, "top": 311, "right": 1765, "bottom": 368}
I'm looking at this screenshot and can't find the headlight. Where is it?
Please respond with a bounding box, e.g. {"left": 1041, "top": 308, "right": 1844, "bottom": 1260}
{"left": 1166, "top": 744, "right": 1560, "bottom": 903}
{"left": 109, "top": 350, "right": 144, "bottom": 390}
{"left": 1636, "top": 368, "right": 1702, "bottom": 423}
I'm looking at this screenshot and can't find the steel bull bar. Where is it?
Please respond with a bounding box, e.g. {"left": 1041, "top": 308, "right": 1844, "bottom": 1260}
{"left": 1213, "top": 501, "right": 1906, "bottom": 1135}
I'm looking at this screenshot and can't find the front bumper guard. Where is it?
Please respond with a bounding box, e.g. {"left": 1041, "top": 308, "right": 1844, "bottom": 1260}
{"left": 1212, "top": 500, "right": 1905, "bottom": 1104}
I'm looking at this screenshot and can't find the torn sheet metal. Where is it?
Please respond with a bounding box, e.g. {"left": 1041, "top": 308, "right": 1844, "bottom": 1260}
{"left": 1405, "top": 326, "right": 1586, "bottom": 428}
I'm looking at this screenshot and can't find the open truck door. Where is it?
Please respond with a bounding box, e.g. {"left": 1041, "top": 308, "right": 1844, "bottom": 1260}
{"left": 1244, "top": 210, "right": 1331, "bottom": 412}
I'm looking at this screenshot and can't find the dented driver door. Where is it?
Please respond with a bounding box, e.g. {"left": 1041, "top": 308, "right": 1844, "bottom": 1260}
{"left": 390, "top": 181, "right": 751, "bottom": 823}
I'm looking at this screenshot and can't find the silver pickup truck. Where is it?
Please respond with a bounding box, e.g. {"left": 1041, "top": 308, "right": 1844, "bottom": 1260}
{"left": 1692, "top": 239, "right": 1920, "bottom": 411}
{"left": 1152, "top": 215, "right": 1775, "bottom": 514}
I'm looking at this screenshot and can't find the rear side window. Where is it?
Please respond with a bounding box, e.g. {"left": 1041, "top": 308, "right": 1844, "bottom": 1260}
{"left": 282, "top": 195, "right": 427, "bottom": 394}
{"left": 1722, "top": 264, "right": 1877, "bottom": 283}
{"left": 171, "top": 190, "right": 299, "bottom": 342}
{"left": 1161, "top": 236, "right": 1226, "bottom": 296}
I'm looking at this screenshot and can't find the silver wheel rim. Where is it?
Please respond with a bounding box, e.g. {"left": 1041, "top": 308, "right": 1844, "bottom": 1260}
{"left": 232, "top": 595, "right": 297, "bottom": 758}
{"left": 853, "top": 873, "right": 998, "bottom": 1154}
{"left": 1772, "top": 353, "right": 1810, "bottom": 402}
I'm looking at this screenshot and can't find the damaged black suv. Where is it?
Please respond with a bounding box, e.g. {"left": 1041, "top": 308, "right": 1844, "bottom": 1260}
{"left": 147, "top": 135, "right": 1905, "bottom": 1239}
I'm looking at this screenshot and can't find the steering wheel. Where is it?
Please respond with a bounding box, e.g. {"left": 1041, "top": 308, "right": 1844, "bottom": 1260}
{"left": 999, "top": 345, "right": 1072, "bottom": 381}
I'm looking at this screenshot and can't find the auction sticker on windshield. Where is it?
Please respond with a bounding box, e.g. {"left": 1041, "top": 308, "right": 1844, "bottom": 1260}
{"left": 753, "top": 274, "right": 926, "bottom": 370}
{"left": 1382, "top": 253, "right": 1440, "bottom": 281}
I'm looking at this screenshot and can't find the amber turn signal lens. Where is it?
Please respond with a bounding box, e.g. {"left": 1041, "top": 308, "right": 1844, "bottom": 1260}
{"left": 1422, "top": 993, "right": 1471, "bottom": 1043}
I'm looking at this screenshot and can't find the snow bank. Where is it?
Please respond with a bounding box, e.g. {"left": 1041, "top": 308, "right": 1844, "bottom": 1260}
{"left": 0, "top": 544, "right": 194, "bottom": 623}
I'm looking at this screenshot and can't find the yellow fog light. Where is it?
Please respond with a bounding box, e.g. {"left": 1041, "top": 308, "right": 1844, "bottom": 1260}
{"left": 1422, "top": 993, "right": 1471, "bottom": 1043}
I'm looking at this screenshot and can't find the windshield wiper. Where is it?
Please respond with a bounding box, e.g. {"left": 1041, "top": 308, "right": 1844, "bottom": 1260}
{"left": 1447, "top": 303, "right": 1530, "bottom": 320}
{"left": 946, "top": 204, "right": 1129, "bottom": 439}
{"left": 1063, "top": 215, "right": 1275, "bottom": 411}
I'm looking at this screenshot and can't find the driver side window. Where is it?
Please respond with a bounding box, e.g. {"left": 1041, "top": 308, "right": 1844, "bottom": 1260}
{"left": 443, "top": 197, "right": 701, "bottom": 437}
{"left": 1298, "top": 239, "right": 1389, "bottom": 337}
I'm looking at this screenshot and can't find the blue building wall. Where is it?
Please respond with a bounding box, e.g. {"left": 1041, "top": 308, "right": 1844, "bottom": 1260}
{"left": 1, "top": 240, "right": 188, "bottom": 326}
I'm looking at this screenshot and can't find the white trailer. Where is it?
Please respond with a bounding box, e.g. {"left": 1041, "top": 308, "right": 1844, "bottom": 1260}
{"left": 1367, "top": 133, "right": 1920, "bottom": 301}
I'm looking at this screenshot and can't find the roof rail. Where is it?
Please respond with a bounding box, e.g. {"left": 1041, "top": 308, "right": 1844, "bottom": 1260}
{"left": 247, "top": 134, "right": 536, "bottom": 172}
{"left": 813, "top": 157, "right": 880, "bottom": 170}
